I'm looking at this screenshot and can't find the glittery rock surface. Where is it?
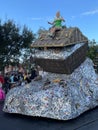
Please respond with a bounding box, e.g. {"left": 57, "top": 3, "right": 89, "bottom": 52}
{"left": 3, "top": 58, "right": 98, "bottom": 120}
{"left": 32, "top": 43, "right": 84, "bottom": 59}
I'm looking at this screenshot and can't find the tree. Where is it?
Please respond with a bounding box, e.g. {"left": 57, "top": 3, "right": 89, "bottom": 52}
{"left": 0, "top": 19, "right": 35, "bottom": 70}
{"left": 87, "top": 39, "right": 98, "bottom": 60}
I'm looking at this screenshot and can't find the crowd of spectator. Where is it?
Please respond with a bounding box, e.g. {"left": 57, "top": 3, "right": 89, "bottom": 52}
{"left": 0, "top": 66, "right": 39, "bottom": 97}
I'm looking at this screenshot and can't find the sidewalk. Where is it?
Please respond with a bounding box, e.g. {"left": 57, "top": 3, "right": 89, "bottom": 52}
{"left": 0, "top": 102, "right": 98, "bottom": 130}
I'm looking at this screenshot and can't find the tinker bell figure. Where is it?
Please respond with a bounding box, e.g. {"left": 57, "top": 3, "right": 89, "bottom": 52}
{"left": 48, "top": 11, "right": 65, "bottom": 38}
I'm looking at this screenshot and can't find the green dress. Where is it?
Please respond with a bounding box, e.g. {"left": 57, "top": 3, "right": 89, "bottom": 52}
{"left": 54, "top": 18, "right": 62, "bottom": 28}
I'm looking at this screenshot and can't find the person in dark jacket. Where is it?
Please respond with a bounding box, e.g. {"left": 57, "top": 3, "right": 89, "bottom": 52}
{"left": 30, "top": 67, "right": 38, "bottom": 80}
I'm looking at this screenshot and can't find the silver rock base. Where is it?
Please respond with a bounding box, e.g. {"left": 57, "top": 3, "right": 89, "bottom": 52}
{"left": 3, "top": 58, "right": 98, "bottom": 120}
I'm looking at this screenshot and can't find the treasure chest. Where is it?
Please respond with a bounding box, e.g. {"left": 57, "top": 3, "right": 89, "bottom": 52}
{"left": 34, "top": 43, "right": 88, "bottom": 74}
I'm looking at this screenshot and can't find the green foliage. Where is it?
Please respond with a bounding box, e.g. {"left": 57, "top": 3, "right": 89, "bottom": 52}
{"left": 0, "top": 19, "right": 35, "bottom": 70}
{"left": 87, "top": 39, "right": 98, "bottom": 60}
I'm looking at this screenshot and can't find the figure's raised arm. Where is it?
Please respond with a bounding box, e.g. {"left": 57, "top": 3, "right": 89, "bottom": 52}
{"left": 61, "top": 16, "right": 65, "bottom": 22}
{"left": 48, "top": 21, "right": 54, "bottom": 25}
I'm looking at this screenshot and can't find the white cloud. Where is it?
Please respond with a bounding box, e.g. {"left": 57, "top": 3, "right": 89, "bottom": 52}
{"left": 81, "top": 9, "right": 98, "bottom": 16}
{"left": 70, "top": 9, "right": 98, "bottom": 20}
{"left": 70, "top": 15, "right": 76, "bottom": 20}
{"left": 31, "top": 17, "right": 44, "bottom": 20}
{"left": 31, "top": 16, "right": 53, "bottom": 21}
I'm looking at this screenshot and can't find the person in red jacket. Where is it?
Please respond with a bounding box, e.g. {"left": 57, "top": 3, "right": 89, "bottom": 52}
{"left": 0, "top": 72, "right": 5, "bottom": 100}
{"left": 0, "top": 81, "right": 5, "bottom": 100}
{"left": 0, "top": 72, "right": 4, "bottom": 85}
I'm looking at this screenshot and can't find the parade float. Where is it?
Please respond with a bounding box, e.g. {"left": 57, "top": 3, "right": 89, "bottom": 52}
{"left": 3, "top": 12, "right": 98, "bottom": 120}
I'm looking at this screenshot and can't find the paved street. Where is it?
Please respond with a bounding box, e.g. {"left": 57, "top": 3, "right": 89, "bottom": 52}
{"left": 0, "top": 101, "right": 98, "bottom": 130}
